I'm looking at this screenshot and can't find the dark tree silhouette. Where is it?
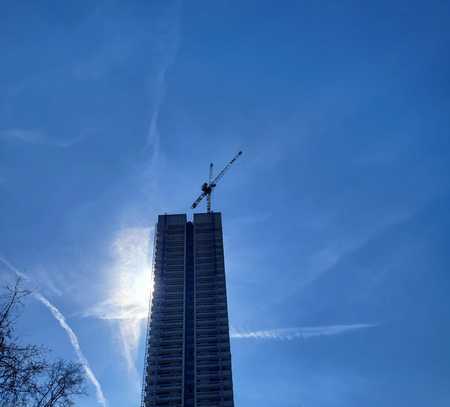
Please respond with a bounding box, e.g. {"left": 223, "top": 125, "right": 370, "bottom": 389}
{"left": 0, "top": 278, "right": 87, "bottom": 406}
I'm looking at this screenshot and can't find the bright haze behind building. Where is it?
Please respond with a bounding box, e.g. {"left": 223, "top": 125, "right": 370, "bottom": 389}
{"left": 1, "top": 1, "right": 450, "bottom": 406}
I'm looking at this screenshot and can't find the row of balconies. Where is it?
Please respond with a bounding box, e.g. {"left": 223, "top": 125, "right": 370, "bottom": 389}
{"left": 195, "top": 271, "right": 224, "bottom": 278}
{"left": 194, "top": 248, "right": 221, "bottom": 255}
{"left": 147, "top": 339, "right": 230, "bottom": 362}
{"left": 196, "top": 339, "right": 229, "bottom": 348}
{"left": 196, "top": 347, "right": 230, "bottom": 356}
{"left": 196, "top": 358, "right": 231, "bottom": 367}
{"left": 148, "top": 344, "right": 183, "bottom": 355}
{"left": 149, "top": 325, "right": 183, "bottom": 335}
{"left": 195, "top": 250, "right": 223, "bottom": 258}
{"left": 196, "top": 287, "right": 226, "bottom": 296}
{"left": 195, "top": 265, "right": 224, "bottom": 273}
{"left": 146, "top": 373, "right": 182, "bottom": 384}
{"left": 196, "top": 279, "right": 225, "bottom": 288}
{"left": 150, "top": 338, "right": 183, "bottom": 348}
{"left": 152, "top": 293, "right": 184, "bottom": 303}
{"left": 196, "top": 255, "right": 220, "bottom": 264}
{"left": 150, "top": 327, "right": 183, "bottom": 337}
{"left": 196, "top": 297, "right": 227, "bottom": 305}
{"left": 150, "top": 306, "right": 183, "bottom": 315}
{"left": 150, "top": 318, "right": 183, "bottom": 327}
{"left": 196, "top": 272, "right": 225, "bottom": 280}
{"left": 150, "top": 315, "right": 183, "bottom": 325}
{"left": 196, "top": 394, "right": 233, "bottom": 403}
{"left": 149, "top": 350, "right": 182, "bottom": 360}
{"left": 148, "top": 382, "right": 182, "bottom": 393}
{"left": 152, "top": 290, "right": 226, "bottom": 305}
{"left": 157, "top": 235, "right": 184, "bottom": 243}
{"left": 196, "top": 309, "right": 228, "bottom": 318}
{"left": 153, "top": 283, "right": 185, "bottom": 292}
{"left": 155, "top": 271, "right": 184, "bottom": 279}
{"left": 153, "top": 282, "right": 184, "bottom": 298}
{"left": 196, "top": 304, "right": 228, "bottom": 312}
{"left": 154, "top": 287, "right": 184, "bottom": 296}
{"left": 151, "top": 299, "right": 184, "bottom": 308}
{"left": 147, "top": 364, "right": 183, "bottom": 374}
{"left": 196, "top": 319, "right": 228, "bottom": 333}
{"left": 195, "top": 263, "right": 222, "bottom": 271}
{"left": 197, "top": 343, "right": 230, "bottom": 352}
{"left": 146, "top": 374, "right": 182, "bottom": 383}
{"left": 196, "top": 301, "right": 226, "bottom": 309}
{"left": 196, "top": 318, "right": 228, "bottom": 327}
{"left": 196, "top": 316, "right": 228, "bottom": 325}
{"left": 196, "top": 385, "right": 233, "bottom": 394}
{"left": 196, "top": 373, "right": 232, "bottom": 383}
{"left": 195, "top": 287, "right": 226, "bottom": 296}
{"left": 151, "top": 309, "right": 183, "bottom": 319}
{"left": 196, "top": 285, "right": 226, "bottom": 294}
{"left": 148, "top": 357, "right": 183, "bottom": 367}
{"left": 194, "top": 267, "right": 224, "bottom": 274}
{"left": 196, "top": 334, "right": 229, "bottom": 343}
{"left": 154, "top": 356, "right": 183, "bottom": 366}
{"left": 195, "top": 234, "right": 222, "bottom": 241}
{"left": 151, "top": 306, "right": 228, "bottom": 320}
{"left": 151, "top": 297, "right": 183, "bottom": 306}
{"left": 195, "top": 274, "right": 225, "bottom": 282}
{"left": 196, "top": 351, "right": 231, "bottom": 360}
{"left": 164, "top": 245, "right": 185, "bottom": 252}
{"left": 149, "top": 338, "right": 183, "bottom": 348}
{"left": 196, "top": 328, "right": 229, "bottom": 336}
{"left": 150, "top": 335, "right": 181, "bottom": 346}
{"left": 197, "top": 370, "right": 232, "bottom": 379}
{"left": 143, "top": 396, "right": 182, "bottom": 407}
{"left": 150, "top": 331, "right": 184, "bottom": 341}
{"left": 196, "top": 297, "right": 227, "bottom": 306}
{"left": 155, "top": 278, "right": 185, "bottom": 287}
{"left": 153, "top": 270, "right": 183, "bottom": 279}
{"left": 156, "top": 331, "right": 183, "bottom": 339}
{"left": 196, "top": 311, "right": 228, "bottom": 320}
{"left": 153, "top": 394, "right": 182, "bottom": 404}
{"left": 150, "top": 313, "right": 183, "bottom": 324}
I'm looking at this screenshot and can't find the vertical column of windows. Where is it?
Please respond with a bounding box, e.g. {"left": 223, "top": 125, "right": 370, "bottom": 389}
{"left": 144, "top": 216, "right": 186, "bottom": 407}
{"left": 194, "top": 213, "right": 235, "bottom": 407}
{"left": 183, "top": 222, "right": 195, "bottom": 407}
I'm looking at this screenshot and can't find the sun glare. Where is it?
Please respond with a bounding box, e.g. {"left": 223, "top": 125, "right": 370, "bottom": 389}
{"left": 112, "top": 227, "right": 153, "bottom": 320}
{"left": 84, "top": 227, "right": 154, "bottom": 371}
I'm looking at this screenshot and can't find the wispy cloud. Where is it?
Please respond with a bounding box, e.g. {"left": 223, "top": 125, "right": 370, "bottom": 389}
{"left": 0, "top": 128, "right": 85, "bottom": 148}
{"left": 230, "top": 323, "right": 377, "bottom": 340}
{"left": 145, "top": 1, "right": 182, "bottom": 160}
{"left": 0, "top": 256, "right": 107, "bottom": 406}
{"left": 82, "top": 227, "right": 153, "bottom": 374}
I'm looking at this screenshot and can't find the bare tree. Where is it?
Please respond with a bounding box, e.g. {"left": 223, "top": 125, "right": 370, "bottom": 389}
{"left": 0, "top": 278, "right": 87, "bottom": 406}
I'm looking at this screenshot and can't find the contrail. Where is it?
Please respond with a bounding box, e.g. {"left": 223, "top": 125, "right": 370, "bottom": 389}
{"left": 230, "top": 323, "right": 377, "bottom": 340}
{"left": 0, "top": 256, "right": 107, "bottom": 406}
{"left": 34, "top": 293, "right": 107, "bottom": 406}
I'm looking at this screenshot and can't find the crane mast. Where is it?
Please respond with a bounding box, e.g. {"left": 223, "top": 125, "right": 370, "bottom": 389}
{"left": 191, "top": 151, "right": 242, "bottom": 213}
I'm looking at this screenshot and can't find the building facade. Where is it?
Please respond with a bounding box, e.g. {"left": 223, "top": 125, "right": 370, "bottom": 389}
{"left": 142, "top": 213, "right": 234, "bottom": 407}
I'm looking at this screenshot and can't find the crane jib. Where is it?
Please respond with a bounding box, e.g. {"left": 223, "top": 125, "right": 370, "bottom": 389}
{"left": 190, "top": 151, "right": 242, "bottom": 213}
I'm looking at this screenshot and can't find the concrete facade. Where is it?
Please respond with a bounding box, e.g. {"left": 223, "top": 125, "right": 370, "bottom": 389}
{"left": 142, "top": 213, "right": 234, "bottom": 407}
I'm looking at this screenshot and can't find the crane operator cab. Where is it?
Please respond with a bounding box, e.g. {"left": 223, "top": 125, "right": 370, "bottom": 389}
{"left": 201, "top": 183, "right": 212, "bottom": 194}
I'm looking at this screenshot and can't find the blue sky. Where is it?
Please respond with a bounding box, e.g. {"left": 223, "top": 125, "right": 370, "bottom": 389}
{"left": 1, "top": 1, "right": 450, "bottom": 406}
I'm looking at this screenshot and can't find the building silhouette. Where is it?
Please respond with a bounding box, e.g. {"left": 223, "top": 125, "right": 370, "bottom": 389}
{"left": 142, "top": 212, "right": 234, "bottom": 407}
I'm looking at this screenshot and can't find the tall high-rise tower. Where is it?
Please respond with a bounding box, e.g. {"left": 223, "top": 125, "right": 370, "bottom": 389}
{"left": 141, "top": 212, "right": 234, "bottom": 407}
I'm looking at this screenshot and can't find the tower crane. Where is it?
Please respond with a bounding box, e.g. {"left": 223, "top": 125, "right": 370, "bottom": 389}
{"left": 191, "top": 151, "right": 242, "bottom": 213}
